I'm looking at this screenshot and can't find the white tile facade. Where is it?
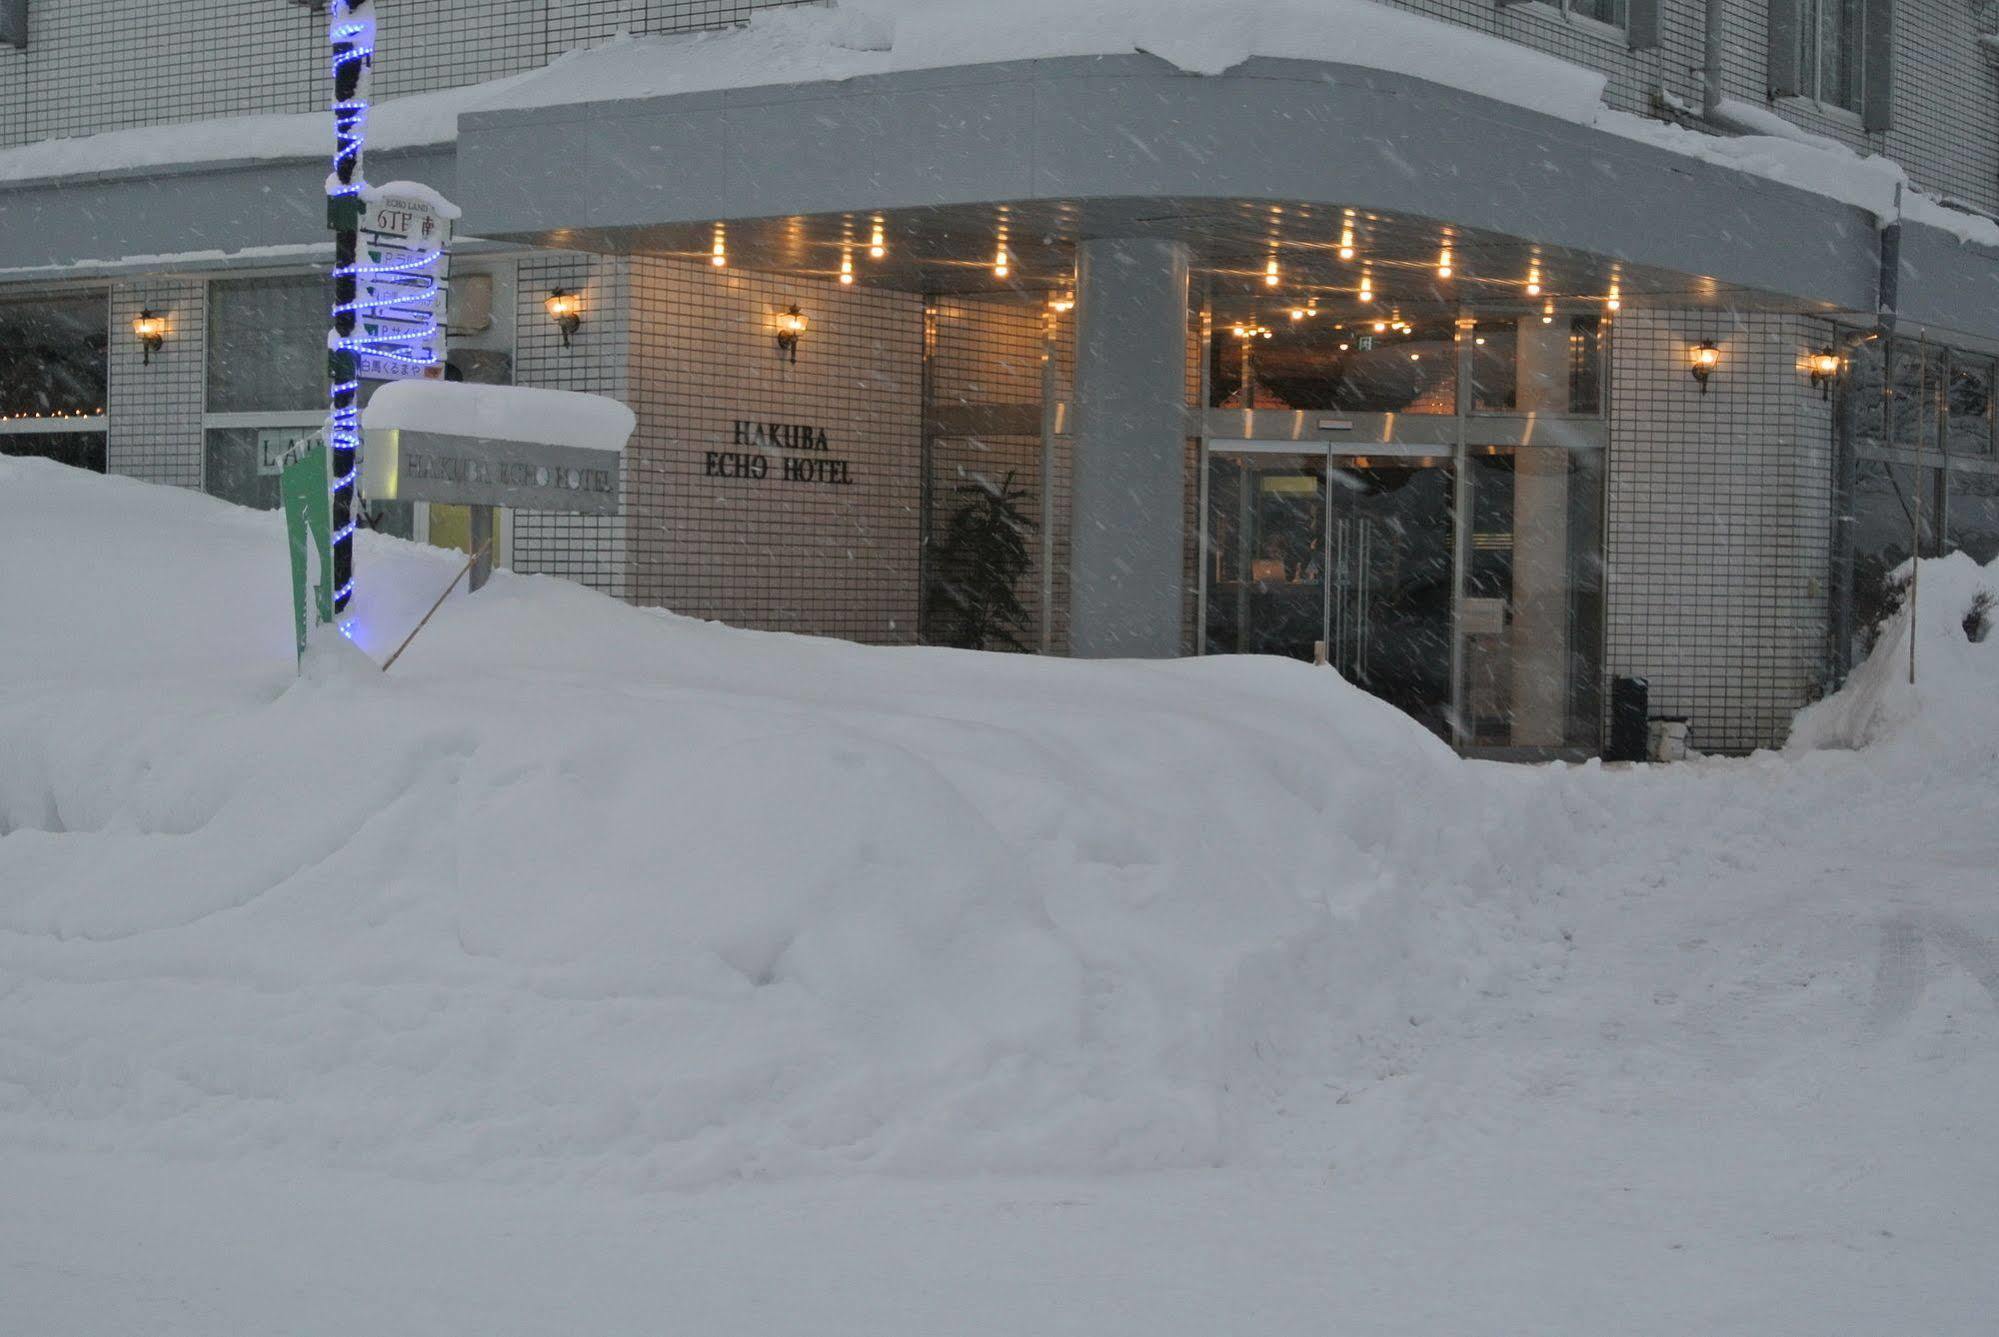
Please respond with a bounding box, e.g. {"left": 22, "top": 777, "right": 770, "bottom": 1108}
{"left": 107, "top": 277, "right": 203, "bottom": 487}
{"left": 5, "top": 1, "right": 1997, "bottom": 217}
{"left": 1605, "top": 307, "right": 1835, "bottom": 752}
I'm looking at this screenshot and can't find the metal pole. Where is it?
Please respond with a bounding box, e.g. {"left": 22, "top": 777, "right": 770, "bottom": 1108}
{"left": 469, "top": 504, "right": 495, "bottom": 592}
{"left": 326, "top": 0, "right": 374, "bottom": 614}
{"left": 1039, "top": 308, "right": 1059, "bottom": 654}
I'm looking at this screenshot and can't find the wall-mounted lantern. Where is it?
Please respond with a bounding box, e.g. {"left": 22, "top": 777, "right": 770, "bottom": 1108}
{"left": 1689, "top": 339, "right": 1720, "bottom": 393}
{"left": 1809, "top": 346, "right": 1841, "bottom": 400}
{"left": 544, "top": 289, "right": 583, "bottom": 347}
{"left": 775, "top": 305, "right": 809, "bottom": 363}
{"left": 132, "top": 310, "right": 167, "bottom": 365}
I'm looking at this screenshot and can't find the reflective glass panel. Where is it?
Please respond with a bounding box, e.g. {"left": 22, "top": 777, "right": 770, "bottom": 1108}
{"left": 207, "top": 275, "right": 327, "bottom": 413}
{"left": 1469, "top": 315, "right": 1603, "bottom": 415}
{"left": 1, "top": 432, "right": 107, "bottom": 472}
{"left": 1947, "top": 470, "right": 1999, "bottom": 565}
{"left": 1851, "top": 458, "right": 1945, "bottom": 659}
{"left": 0, "top": 295, "right": 108, "bottom": 420}
{"left": 1946, "top": 355, "right": 1995, "bottom": 457}
{"left": 1207, "top": 317, "right": 1456, "bottom": 414}
{"left": 1462, "top": 446, "right": 1605, "bottom": 750}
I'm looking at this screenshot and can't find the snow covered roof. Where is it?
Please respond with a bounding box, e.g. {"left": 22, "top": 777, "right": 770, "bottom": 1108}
{"left": 1, "top": 0, "right": 1995, "bottom": 250}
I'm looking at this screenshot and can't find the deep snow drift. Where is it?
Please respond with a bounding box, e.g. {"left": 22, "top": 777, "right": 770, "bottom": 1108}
{"left": 3, "top": 456, "right": 1996, "bottom": 1333}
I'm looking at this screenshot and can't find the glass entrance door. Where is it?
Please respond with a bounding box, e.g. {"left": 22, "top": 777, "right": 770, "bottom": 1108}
{"left": 1328, "top": 457, "right": 1455, "bottom": 735}
{"left": 1204, "top": 446, "right": 1455, "bottom": 738}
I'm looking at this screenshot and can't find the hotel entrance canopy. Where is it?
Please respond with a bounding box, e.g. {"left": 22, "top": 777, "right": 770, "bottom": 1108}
{"left": 443, "top": 52, "right": 1990, "bottom": 340}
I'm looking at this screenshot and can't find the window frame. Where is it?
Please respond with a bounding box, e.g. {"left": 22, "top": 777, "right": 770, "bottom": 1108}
{"left": 1771, "top": 0, "right": 1893, "bottom": 130}
{"left": 1497, "top": 0, "right": 1646, "bottom": 48}
{"left": 0, "top": 289, "right": 111, "bottom": 436}
{"left": 1795, "top": 0, "right": 1867, "bottom": 116}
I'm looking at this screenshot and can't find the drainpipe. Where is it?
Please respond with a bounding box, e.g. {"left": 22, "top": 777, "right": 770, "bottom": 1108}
{"left": 1703, "top": 0, "right": 1726, "bottom": 120}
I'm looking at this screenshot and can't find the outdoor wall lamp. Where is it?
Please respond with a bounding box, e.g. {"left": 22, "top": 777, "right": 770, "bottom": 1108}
{"left": 1809, "top": 346, "right": 1842, "bottom": 399}
{"left": 775, "top": 305, "right": 809, "bottom": 363}
{"left": 544, "top": 290, "right": 583, "bottom": 347}
{"left": 132, "top": 310, "right": 167, "bottom": 365}
{"left": 1689, "top": 339, "right": 1720, "bottom": 393}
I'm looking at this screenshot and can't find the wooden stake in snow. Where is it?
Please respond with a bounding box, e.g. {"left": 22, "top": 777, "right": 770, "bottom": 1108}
{"left": 381, "top": 543, "right": 488, "bottom": 674}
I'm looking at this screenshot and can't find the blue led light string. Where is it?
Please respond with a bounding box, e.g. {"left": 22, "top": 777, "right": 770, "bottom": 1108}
{"left": 325, "top": 0, "right": 374, "bottom": 615}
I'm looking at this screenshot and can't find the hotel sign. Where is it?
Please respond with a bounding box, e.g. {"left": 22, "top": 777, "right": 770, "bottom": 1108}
{"left": 361, "top": 428, "right": 620, "bottom": 515}
{"left": 705, "top": 419, "right": 854, "bottom": 486}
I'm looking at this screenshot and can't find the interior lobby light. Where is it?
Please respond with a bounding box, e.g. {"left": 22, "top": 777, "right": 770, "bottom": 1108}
{"left": 1290, "top": 306, "right": 1308, "bottom": 321}
{"left": 1048, "top": 292, "right": 1075, "bottom": 314}
{"left": 1690, "top": 339, "right": 1720, "bottom": 392}
{"left": 1437, "top": 246, "right": 1453, "bottom": 279}
{"left": 1358, "top": 272, "right": 1374, "bottom": 303}
{"left": 775, "top": 305, "right": 809, "bottom": 363}
{"left": 711, "top": 227, "right": 728, "bottom": 268}
{"left": 1264, "top": 256, "right": 1281, "bottom": 287}
{"left": 543, "top": 289, "right": 582, "bottom": 346}
{"left": 1542, "top": 299, "right": 1556, "bottom": 324}
{"left": 1526, "top": 265, "right": 1542, "bottom": 297}
{"left": 1606, "top": 282, "right": 1622, "bottom": 312}
{"left": 132, "top": 309, "right": 167, "bottom": 365}
{"left": 869, "top": 218, "right": 886, "bottom": 259}
{"left": 839, "top": 251, "right": 854, "bottom": 285}
{"left": 1338, "top": 230, "right": 1356, "bottom": 261}
{"left": 994, "top": 245, "right": 1011, "bottom": 279}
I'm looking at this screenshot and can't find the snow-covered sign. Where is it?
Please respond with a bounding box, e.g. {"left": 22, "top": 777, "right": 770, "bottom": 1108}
{"left": 359, "top": 382, "right": 633, "bottom": 514}
{"left": 351, "top": 182, "right": 456, "bottom": 382}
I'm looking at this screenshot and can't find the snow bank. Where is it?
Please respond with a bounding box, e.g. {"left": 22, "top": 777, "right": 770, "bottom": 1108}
{"left": 1789, "top": 552, "right": 1999, "bottom": 756}
{"left": 363, "top": 382, "right": 636, "bottom": 452}
{"left": 0, "top": 456, "right": 1564, "bottom": 1186}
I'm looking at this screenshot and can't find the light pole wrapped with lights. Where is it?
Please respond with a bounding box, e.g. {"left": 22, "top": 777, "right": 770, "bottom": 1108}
{"left": 325, "top": 0, "right": 374, "bottom": 614}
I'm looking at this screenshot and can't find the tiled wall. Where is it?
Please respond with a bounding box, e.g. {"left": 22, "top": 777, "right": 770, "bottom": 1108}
{"left": 107, "top": 277, "right": 203, "bottom": 487}
{"left": 1605, "top": 306, "right": 1835, "bottom": 753}
{"left": 7, "top": 0, "right": 1997, "bottom": 219}
{"left": 512, "top": 252, "right": 631, "bottom": 598}
{"left": 1382, "top": 0, "right": 1999, "bottom": 215}
{"left": 4, "top": 1, "right": 1996, "bottom": 215}
{"left": 0, "top": 0, "right": 812, "bottom": 149}
{"left": 620, "top": 255, "right": 925, "bottom": 643}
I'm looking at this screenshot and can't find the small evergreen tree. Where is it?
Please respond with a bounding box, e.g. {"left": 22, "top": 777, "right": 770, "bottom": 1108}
{"left": 927, "top": 470, "right": 1038, "bottom": 651}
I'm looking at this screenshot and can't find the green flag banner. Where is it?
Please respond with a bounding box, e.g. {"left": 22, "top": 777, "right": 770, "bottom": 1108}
{"left": 282, "top": 442, "right": 335, "bottom": 665}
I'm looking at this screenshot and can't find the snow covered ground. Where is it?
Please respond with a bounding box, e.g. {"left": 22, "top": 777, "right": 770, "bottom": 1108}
{"left": 2, "top": 455, "right": 1996, "bottom": 1334}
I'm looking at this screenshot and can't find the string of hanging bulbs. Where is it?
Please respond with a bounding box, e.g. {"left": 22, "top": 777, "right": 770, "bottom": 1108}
{"left": 693, "top": 213, "right": 1630, "bottom": 315}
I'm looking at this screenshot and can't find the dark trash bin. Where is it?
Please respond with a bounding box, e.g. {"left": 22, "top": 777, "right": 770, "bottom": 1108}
{"left": 1608, "top": 676, "right": 1649, "bottom": 763}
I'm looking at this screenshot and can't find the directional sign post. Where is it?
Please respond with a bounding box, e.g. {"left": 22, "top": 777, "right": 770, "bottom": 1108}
{"left": 352, "top": 188, "right": 453, "bottom": 384}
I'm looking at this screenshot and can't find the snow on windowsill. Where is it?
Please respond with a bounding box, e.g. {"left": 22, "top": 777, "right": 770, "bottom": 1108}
{"left": 3, "top": 0, "right": 1996, "bottom": 251}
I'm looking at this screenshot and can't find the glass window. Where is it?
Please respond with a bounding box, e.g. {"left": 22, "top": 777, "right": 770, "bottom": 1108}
{"left": 0, "top": 295, "right": 108, "bottom": 422}
{"left": 1571, "top": 0, "right": 1629, "bottom": 27}
{"left": 1851, "top": 458, "right": 1945, "bottom": 658}
{"left": 1947, "top": 471, "right": 1999, "bottom": 565}
{"left": 1462, "top": 445, "right": 1604, "bottom": 750}
{"left": 1946, "top": 355, "right": 1995, "bottom": 458}
{"left": 1469, "top": 315, "right": 1604, "bottom": 416}
{"left": 1, "top": 432, "right": 107, "bottom": 473}
{"left": 1208, "top": 316, "right": 1457, "bottom": 414}
{"left": 207, "top": 275, "right": 327, "bottom": 413}
{"left": 1887, "top": 340, "right": 1945, "bottom": 452}
{"left": 1799, "top": 0, "right": 1864, "bottom": 112}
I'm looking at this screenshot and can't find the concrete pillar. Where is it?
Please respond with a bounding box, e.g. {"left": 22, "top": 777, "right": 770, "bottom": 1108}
{"left": 1511, "top": 321, "right": 1572, "bottom": 745}
{"left": 1070, "top": 237, "right": 1191, "bottom": 658}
